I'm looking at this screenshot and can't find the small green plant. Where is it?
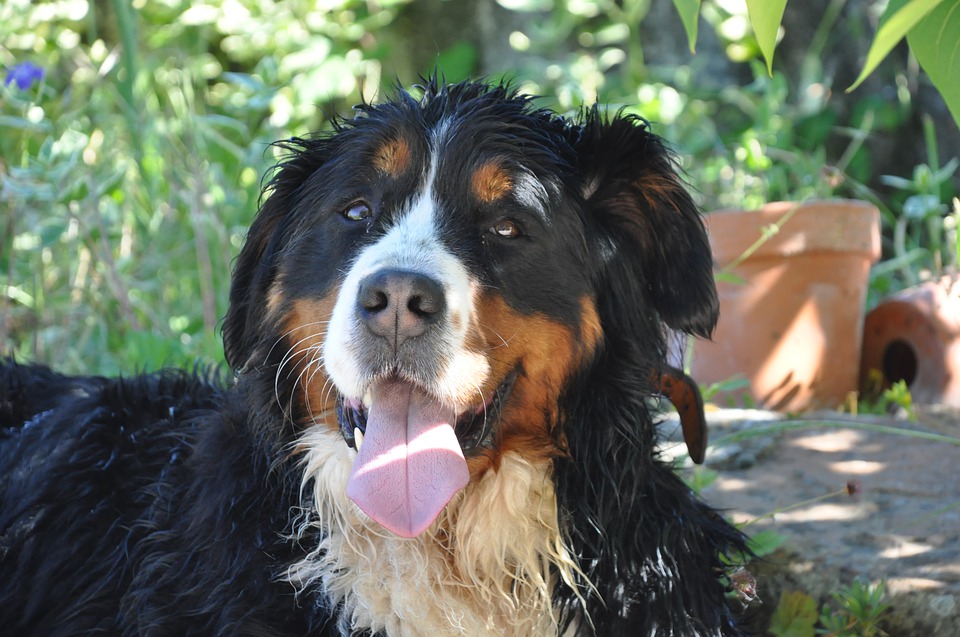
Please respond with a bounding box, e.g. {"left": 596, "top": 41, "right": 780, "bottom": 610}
{"left": 848, "top": 379, "right": 917, "bottom": 420}
{"left": 876, "top": 380, "right": 915, "bottom": 418}
{"left": 768, "top": 579, "right": 889, "bottom": 637}
{"left": 817, "top": 579, "right": 889, "bottom": 637}
{"left": 862, "top": 116, "right": 958, "bottom": 302}
{"left": 879, "top": 381, "right": 915, "bottom": 417}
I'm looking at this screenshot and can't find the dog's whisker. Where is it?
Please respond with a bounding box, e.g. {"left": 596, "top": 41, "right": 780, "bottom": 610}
{"left": 288, "top": 341, "right": 327, "bottom": 423}
{"left": 273, "top": 329, "right": 328, "bottom": 418}
{"left": 263, "top": 321, "right": 331, "bottom": 366}
{"left": 477, "top": 321, "right": 514, "bottom": 350}
{"left": 302, "top": 347, "right": 330, "bottom": 424}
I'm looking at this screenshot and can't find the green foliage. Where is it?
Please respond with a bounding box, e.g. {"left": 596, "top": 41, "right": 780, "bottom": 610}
{"left": 905, "top": 0, "right": 960, "bottom": 125}
{"left": 700, "top": 375, "right": 752, "bottom": 403}
{"left": 1, "top": 0, "right": 406, "bottom": 373}
{"left": 745, "top": 528, "right": 786, "bottom": 558}
{"left": 682, "top": 0, "right": 960, "bottom": 130}
{"left": 818, "top": 579, "right": 889, "bottom": 637}
{"left": 848, "top": 0, "right": 944, "bottom": 92}
{"left": 436, "top": 42, "right": 478, "bottom": 83}
{"left": 770, "top": 590, "right": 819, "bottom": 637}
{"left": 744, "top": 0, "right": 787, "bottom": 75}
{"left": 690, "top": 66, "right": 847, "bottom": 211}
{"left": 768, "top": 580, "right": 889, "bottom": 637}
{"left": 3, "top": 0, "right": 956, "bottom": 374}
{"left": 867, "top": 116, "right": 959, "bottom": 296}
{"left": 853, "top": 379, "right": 917, "bottom": 419}
{"left": 685, "top": 465, "right": 719, "bottom": 493}
{"left": 671, "top": 0, "right": 701, "bottom": 53}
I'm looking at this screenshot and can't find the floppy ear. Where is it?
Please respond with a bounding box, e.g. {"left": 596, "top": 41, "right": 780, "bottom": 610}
{"left": 553, "top": 115, "right": 743, "bottom": 637}
{"left": 575, "top": 110, "right": 718, "bottom": 338}
{"left": 222, "top": 138, "right": 332, "bottom": 370}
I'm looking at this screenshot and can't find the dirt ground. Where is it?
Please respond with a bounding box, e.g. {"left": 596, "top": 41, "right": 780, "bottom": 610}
{"left": 662, "top": 406, "right": 960, "bottom": 635}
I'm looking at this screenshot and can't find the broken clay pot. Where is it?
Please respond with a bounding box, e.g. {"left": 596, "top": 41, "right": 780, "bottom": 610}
{"left": 860, "top": 276, "right": 960, "bottom": 406}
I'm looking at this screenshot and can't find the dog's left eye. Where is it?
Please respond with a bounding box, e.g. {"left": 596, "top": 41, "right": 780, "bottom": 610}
{"left": 489, "top": 219, "right": 522, "bottom": 239}
{"left": 343, "top": 201, "right": 373, "bottom": 222}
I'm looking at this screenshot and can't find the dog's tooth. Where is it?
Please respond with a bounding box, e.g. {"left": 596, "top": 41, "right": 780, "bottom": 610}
{"left": 362, "top": 388, "right": 372, "bottom": 409}
{"left": 355, "top": 427, "right": 364, "bottom": 451}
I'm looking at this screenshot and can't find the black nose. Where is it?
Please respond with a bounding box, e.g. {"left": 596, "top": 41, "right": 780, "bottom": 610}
{"left": 356, "top": 269, "right": 446, "bottom": 349}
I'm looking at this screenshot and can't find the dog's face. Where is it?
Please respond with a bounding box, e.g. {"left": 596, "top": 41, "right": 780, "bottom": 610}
{"left": 223, "top": 81, "right": 717, "bottom": 538}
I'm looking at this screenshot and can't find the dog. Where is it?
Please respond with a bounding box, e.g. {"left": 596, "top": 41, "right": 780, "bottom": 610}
{"left": 0, "top": 79, "right": 749, "bottom": 636}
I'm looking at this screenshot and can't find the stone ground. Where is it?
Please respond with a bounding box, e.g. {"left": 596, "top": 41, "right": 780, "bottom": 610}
{"left": 660, "top": 406, "right": 960, "bottom": 636}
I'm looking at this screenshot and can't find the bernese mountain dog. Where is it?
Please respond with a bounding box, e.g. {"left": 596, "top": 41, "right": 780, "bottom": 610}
{"left": 0, "top": 79, "right": 750, "bottom": 636}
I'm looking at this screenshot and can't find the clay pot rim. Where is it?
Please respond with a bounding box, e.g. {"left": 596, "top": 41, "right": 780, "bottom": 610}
{"left": 708, "top": 198, "right": 876, "bottom": 217}
{"left": 705, "top": 198, "right": 882, "bottom": 264}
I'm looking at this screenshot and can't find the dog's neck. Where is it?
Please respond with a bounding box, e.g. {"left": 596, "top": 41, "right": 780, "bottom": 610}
{"left": 287, "top": 426, "right": 588, "bottom": 637}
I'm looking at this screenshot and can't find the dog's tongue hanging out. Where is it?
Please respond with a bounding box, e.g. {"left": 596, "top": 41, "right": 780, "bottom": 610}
{"left": 346, "top": 378, "right": 470, "bottom": 538}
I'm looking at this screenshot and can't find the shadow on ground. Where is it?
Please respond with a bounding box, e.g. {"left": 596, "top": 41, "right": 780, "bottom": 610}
{"left": 661, "top": 406, "right": 960, "bottom": 635}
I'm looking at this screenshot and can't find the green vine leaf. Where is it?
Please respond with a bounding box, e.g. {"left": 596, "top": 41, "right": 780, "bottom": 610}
{"left": 906, "top": 0, "right": 960, "bottom": 126}
{"left": 848, "top": 0, "right": 944, "bottom": 92}
{"left": 672, "top": 0, "right": 702, "bottom": 53}
{"left": 745, "top": 0, "right": 787, "bottom": 74}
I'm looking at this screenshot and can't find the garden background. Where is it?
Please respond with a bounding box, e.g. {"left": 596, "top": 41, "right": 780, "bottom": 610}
{"left": 2, "top": 0, "right": 958, "bottom": 375}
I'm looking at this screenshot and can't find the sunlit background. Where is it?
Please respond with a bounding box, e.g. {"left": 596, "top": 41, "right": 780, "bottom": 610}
{"left": 2, "top": 0, "right": 957, "bottom": 374}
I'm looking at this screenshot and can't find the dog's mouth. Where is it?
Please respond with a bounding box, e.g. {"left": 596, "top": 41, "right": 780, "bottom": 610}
{"left": 337, "top": 370, "right": 516, "bottom": 455}
{"left": 334, "top": 371, "right": 516, "bottom": 538}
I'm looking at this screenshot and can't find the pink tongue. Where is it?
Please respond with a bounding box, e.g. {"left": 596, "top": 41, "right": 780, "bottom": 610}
{"left": 346, "top": 379, "right": 469, "bottom": 538}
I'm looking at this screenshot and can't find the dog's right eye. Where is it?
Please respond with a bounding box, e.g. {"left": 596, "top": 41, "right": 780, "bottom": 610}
{"left": 489, "top": 219, "right": 523, "bottom": 239}
{"left": 342, "top": 201, "right": 373, "bottom": 222}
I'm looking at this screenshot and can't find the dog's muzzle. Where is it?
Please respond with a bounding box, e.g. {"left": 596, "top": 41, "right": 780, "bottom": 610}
{"left": 337, "top": 268, "right": 468, "bottom": 538}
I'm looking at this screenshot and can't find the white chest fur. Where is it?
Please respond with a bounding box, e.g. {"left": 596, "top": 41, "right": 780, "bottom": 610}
{"left": 287, "top": 428, "right": 587, "bottom": 637}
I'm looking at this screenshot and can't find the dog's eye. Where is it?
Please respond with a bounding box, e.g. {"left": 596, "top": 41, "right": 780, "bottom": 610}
{"left": 489, "top": 219, "right": 522, "bottom": 239}
{"left": 343, "top": 201, "right": 373, "bottom": 222}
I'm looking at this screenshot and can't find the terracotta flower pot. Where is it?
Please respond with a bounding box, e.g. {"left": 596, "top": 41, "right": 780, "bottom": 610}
{"left": 860, "top": 276, "right": 960, "bottom": 406}
{"left": 690, "top": 200, "right": 881, "bottom": 412}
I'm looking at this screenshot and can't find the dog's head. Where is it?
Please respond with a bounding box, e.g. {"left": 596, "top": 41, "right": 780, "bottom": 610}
{"left": 222, "top": 80, "right": 717, "bottom": 538}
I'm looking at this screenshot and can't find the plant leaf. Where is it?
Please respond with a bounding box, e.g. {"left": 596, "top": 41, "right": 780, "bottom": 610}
{"left": 906, "top": 0, "right": 960, "bottom": 127}
{"left": 747, "top": 529, "right": 787, "bottom": 557}
{"left": 714, "top": 271, "right": 748, "bottom": 285}
{"left": 672, "top": 0, "right": 702, "bottom": 53}
{"left": 769, "top": 590, "right": 818, "bottom": 637}
{"left": 848, "top": 0, "right": 945, "bottom": 92}
{"left": 745, "top": 0, "right": 787, "bottom": 74}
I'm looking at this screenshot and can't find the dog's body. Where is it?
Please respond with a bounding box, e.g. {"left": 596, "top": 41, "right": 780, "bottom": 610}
{"left": 1, "top": 80, "right": 748, "bottom": 636}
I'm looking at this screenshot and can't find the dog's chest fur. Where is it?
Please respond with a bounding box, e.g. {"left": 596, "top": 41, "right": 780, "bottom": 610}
{"left": 288, "top": 427, "right": 583, "bottom": 637}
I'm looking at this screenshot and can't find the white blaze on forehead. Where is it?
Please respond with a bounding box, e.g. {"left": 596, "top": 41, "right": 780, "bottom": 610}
{"left": 323, "top": 129, "right": 485, "bottom": 404}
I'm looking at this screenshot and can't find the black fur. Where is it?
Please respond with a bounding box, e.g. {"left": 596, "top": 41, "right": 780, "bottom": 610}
{"left": 549, "top": 110, "right": 743, "bottom": 635}
{"left": 1, "top": 79, "right": 747, "bottom": 636}
{"left": 0, "top": 361, "right": 322, "bottom": 635}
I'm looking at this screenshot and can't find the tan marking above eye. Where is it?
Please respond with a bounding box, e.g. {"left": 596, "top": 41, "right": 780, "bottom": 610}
{"left": 372, "top": 137, "right": 412, "bottom": 177}
{"left": 472, "top": 162, "right": 513, "bottom": 203}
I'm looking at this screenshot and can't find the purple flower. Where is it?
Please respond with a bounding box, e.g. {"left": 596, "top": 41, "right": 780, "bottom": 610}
{"left": 5, "top": 62, "right": 45, "bottom": 90}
